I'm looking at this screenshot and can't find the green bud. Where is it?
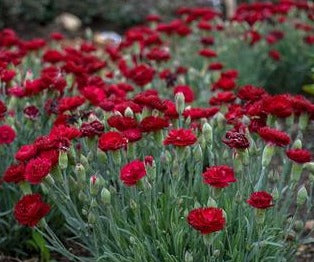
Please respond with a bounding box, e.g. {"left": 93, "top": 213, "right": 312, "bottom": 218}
{"left": 40, "top": 184, "right": 49, "bottom": 194}
{"left": 304, "top": 162, "right": 314, "bottom": 173}
{"left": 292, "top": 139, "right": 302, "bottom": 149}
{"left": 88, "top": 212, "right": 96, "bottom": 224}
{"left": 193, "top": 144, "right": 203, "bottom": 162}
{"left": 262, "top": 144, "right": 275, "bottom": 168}
{"left": 213, "top": 250, "right": 220, "bottom": 257}
{"left": 78, "top": 191, "right": 87, "bottom": 202}
{"left": 153, "top": 130, "right": 163, "bottom": 145}
{"left": 7, "top": 97, "right": 17, "bottom": 111}
{"left": 286, "top": 114, "right": 294, "bottom": 126}
{"left": 58, "top": 151, "right": 68, "bottom": 170}
{"left": 294, "top": 220, "right": 304, "bottom": 232}
{"left": 112, "top": 150, "right": 121, "bottom": 165}
{"left": 80, "top": 154, "right": 89, "bottom": 168}
{"left": 44, "top": 174, "right": 55, "bottom": 186}
{"left": 207, "top": 197, "right": 217, "bottom": 207}
{"left": 175, "top": 92, "right": 185, "bottom": 114}
{"left": 291, "top": 163, "right": 303, "bottom": 182}
{"left": 75, "top": 163, "right": 86, "bottom": 182}
{"left": 130, "top": 199, "right": 137, "bottom": 210}
{"left": 297, "top": 185, "right": 308, "bottom": 206}
{"left": 91, "top": 198, "right": 98, "bottom": 208}
{"left": 272, "top": 187, "right": 279, "bottom": 201}
{"left": 101, "top": 188, "right": 111, "bottom": 205}
{"left": 184, "top": 251, "right": 193, "bottom": 262}
{"left": 202, "top": 123, "right": 213, "bottom": 144}
{"left": 90, "top": 175, "right": 100, "bottom": 196}
{"left": 299, "top": 113, "right": 309, "bottom": 131}
{"left": 97, "top": 148, "right": 107, "bottom": 163}
{"left": 124, "top": 107, "right": 134, "bottom": 117}
{"left": 215, "top": 112, "right": 225, "bottom": 129}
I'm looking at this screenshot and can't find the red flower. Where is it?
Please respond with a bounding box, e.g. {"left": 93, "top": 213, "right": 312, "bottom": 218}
{"left": 258, "top": 127, "right": 290, "bottom": 147}
{"left": 25, "top": 157, "right": 52, "bottom": 184}
{"left": 269, "top": 50, "right": 281, "bottom": 61}
{"left": 107, "top": 115, "right": 138, "bottom": 131}
{"left": 43, "top": 50, "right": 64, "bottom": 63}
{"left": 247, "top": 191, "right": 274, "bottom": 209}
{"left": 144, "top": 155, "right": 154, "bottom": 166}
{"left": 58, "top": 96, "right": 85, "bottom": 113}
{"left": 120, "top": 160, "right": 146, "bottom": 186}
{"left": 146, "top": 47, "right": 170, "bottom": 62}
{"left": 122, "top": 128, "right": 142, "bottom": 142}
{"left": 3, "top": 163, "right": 25, "bottom": 184}
{"left": 237, "top": 85, "right": 266, "bottom": 101}
{"left": 173, "top": 85, "right": 195, "bottom": 103}
{"left": 187, "top": 207, "right": 225, "bottom": 234}
{"left": 209, "top": 92, "right": 236, "bottom": 106}
{"left": 222, "top": 130, "right": 250, "bottom": 149}
{"left": 203, "top": 165, "right": 236, "bottom": 188}
{"left": 15, "top": 144, "right": 38, "bottom": 161}
{"left": 14, "top": 194, "right": 50, "bottom": 227}
{"left": 98, "top": 131, "right": 128, "bottom": 151}
{"left": 139, "top": 116, "right": 169, "bottom": 132}
{"left": 164, "top": 128, "right": 197, "bottom": 147}
{"left": 262, "top": 95, "right": 292, "bottom": 118}
{"left": 213, "top": 77, "right": 236, "bottom": 91}
{"left": 199, "top": 48, "right": 217, "bottom": 58}
{"left": 80, "top": 120, "right": 104, "bottom": 137}
{"left": 0, "top": 100, "right": 7, "bottom": 118}
{"left": 286, "top": 149, "right": 311, "bottom": 164}
{"left": 23, "top": 105, "right": 40, "bottom": 120}
{"left": 208, "top": 62, "right": 223, "bottom": 71}
{"left": 183, "top": 107, "right": 219, "bottom": 120}
{"left": 129, "top": 64, "right": 155, "bottom": 87}
{"left": 0, "top": 125, "right": 16, "bottom": 144}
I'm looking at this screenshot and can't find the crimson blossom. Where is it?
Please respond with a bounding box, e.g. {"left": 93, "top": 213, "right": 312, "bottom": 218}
{"left": 120, "top": 160, "right": 146, "bottom": 186}
{"left": 163, "top": 128, "right": 197, "bottom": 147}
{"left": 202, "top": 165, "right": 236, "bottom": 188}
{"left": 187, "top": 207, "right": 226, "bottom": 234}
{"left": 14, "top": 193, "right": 50, "bottom": 227}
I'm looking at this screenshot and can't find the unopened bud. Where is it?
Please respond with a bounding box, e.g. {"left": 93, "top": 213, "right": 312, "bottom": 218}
{"left": 112, "top": 150, "right": 121, "bottom": 165}
{"left": 213, "top": 250, "right": 220, "bottom": 257}
{"left": 90, "top": 175, "right": 100, "bottom": 196}
{"left": 58, "top": 151, "right": 68, "bottom": 170}
{"left": 184, "top": 251, "right": 193, "bottom": 262}
{"left": 304, "top": 162, "right": 314, "bottom": 173}
{"left": 262, "top": 144, "right": 275, "bottom": 167}
{"left": 207, "top": 197, "right": 217, "bottom": 207}
{"left": 255, "top": 209, "right": 266, "bottom": 224}
{"left": 90, "top": 198, "right": 98, "bottom": 208}
{"left": 297, "top": 185, "right": 308, "bottom": 206}
{"left": 299, "top": 113, "right": 309, "bottom": 131}
{"left": 215, "top": 112, "right": 225, "bottom": 129}
{"left": 88, "top": 212, "right": 96, "bottom": 224}
{"left": 97, "top": 148, "right": 107, "bottom": 163}
{"left": 202, "top": 123, "right": 213, "bottom": 144}
{"left": 124, "top": 107, "right": 134, "bottom": 118}
{"left": 272, "top": 187, "right": 279, "bottom": 201}
{"left": 292, "top": 139, "right": 302, "bottom": 149}
{"left": 80, "top": 154, "right": 89, "bottom": 168}
{"left": 291, "top": 163, "right": 303, "bottom": 182}
{"left": 44, "top": 174, "right": 55, "bottom": 186}
{"left": 175, "top": 92, "right": 185, "bottom": 114}
{"left": 75, "top": 163, "right": 86, "bottom": 182}
{"left": 101, "top": 188, "right": 111, "bottom": 205}
{"left": 294, "top": 220, "right": 304, "bottom": 232}
{"left": 193, "top": 144, "right": 203, "bottom": 162}
{"left": 130, "top": 199, "right": 137, "bottom": 210}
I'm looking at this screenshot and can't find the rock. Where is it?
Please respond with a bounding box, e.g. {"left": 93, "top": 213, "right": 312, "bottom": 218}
{"left": 94, "top": 31, "right": 122, "bottom": 45}
{"left": 56, "top": 13, "right": 82, "bottom": 32}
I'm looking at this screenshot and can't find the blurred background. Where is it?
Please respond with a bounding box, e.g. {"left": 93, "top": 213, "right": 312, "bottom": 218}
{"left": 0, "top": 0, "right": 257, "bottom": 38}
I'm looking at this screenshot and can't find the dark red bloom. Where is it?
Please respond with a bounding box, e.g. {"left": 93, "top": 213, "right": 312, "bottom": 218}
{"left": 203, "top": 165, "right": 236, "bottom": 188}
{"left": 120, "top": 160, "right": 146, "bottom": 186}
{"left": 222, "top": 130, "right": 250, "bottom": 149}
{"left": 0, "top": 100, "right": 7, "bottom": 118}
{"left": 23, "top": 105, "right": 40, "bottom": 120}
{"left": 173, "top": 85, "right": 195, "bottom": 103}
{"left": 122, "top": 128, "right": 142, "bottom": 142}
{"left": 3, "top": 163, "right": 25, "bottom": 184}
{"left": 144, "top": 155, "right": 154, "bottom": 166}
{"left": 98, "top": 131, "right": 128, "bottom": 151}
{"left": 209, "top": 92, "right": 236, "bottom": 106}
{"left": 129, "top": 64, "right": 154, "bottom": 87}
{"left": 187, "top": 207, "right": 225, "bottom": 234}
{"left": 146, "top": 47, "right": 170, "bottom": 62}
{"left": 247, "top": 191, "right": 274, "bottom": 209}
{"left": 164, "top": 128, "right": 197, "bottom": 147}
{"left": 107, "top": 115, "right": 137, "bottom": 131}
{"left": 183, "top": 107, "right": 219, "bottom": 120}
{"left": 199, "top": 48, "right": 217, "bottom": 58}
{"left": 25, "top": 157, "right": 52, "bottom": 184}
{"left": 15, "top": 144, "right": 37, "bottom": 162}
{"left": 0, "top": 125, "right": 16, "bottom": 144}
{"left": 208, "top": 62, "right": 223, "bottom": 71}
{"left": 237, "top": 85, "right": 266, "bottom": 101}
{"left": 258, "top": 127, "right": 290, "bottom": 147}
{"left": 268, "top": 50, "right": 281, "bottom": 61}
{"left": 14, "top": 194, "right": 50, "bottom": 227}
{"left": 80, "top": 120, "right": 105, "bottom": 137}
{"left": 286, "top": 149, "right": 311, "bottom": 164}
{"left": 139, "top": 116, "right": 169, "bottom": 132}
{"left": 58, "top": 96, "right": 85, "bottom": 113}
{"left": 213, "top": 77, "right": 236, "bottom": 91}
{"left": 262, "top": 95, "right": 292, "bottom": 118}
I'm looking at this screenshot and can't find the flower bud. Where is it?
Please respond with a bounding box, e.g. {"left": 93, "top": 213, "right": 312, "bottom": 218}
{"left": 294, "top": 220, "right": 304, "bottom": 232}
{"left": 175, "top": 92, "right": 185, "bottom": 115}
{"left": 58, "top": 151, "right": 68, "bottom": 170}
{"left": 80, "top": 154, "right": 89, "bottom": 168}
{"left": 91, "top": 198, "right": 98, "bottom": 208}
{"left": 44, "top": 173, "right": 55, "bottom": 186}
{"left": 78, "top": 191, "right": 87, "bottom": 202}
{"left": 213, "top": 250, "right": 220, "bottom": 257}
{"left": 297, "top": 185, "right": 308, "bottom": 206}
{"left": 153, "top": 130, "right": 163, "bottom": 145}
{"left": 90, "top": 175, "right": 100, "bottom": 196}
{"left": 272, "top": 187, "right": 279, "bottom": 201}
{"left": 262, "top": 144, "right": 275, "bottom": 168}
{"left": 255, "top": 209, "right": 266, "bottom": 224}
{"left": 75, "top": 163, "right": 86, "bottom": 182}
{"left": 291, "top": 163, "right": 303, "bottom": 182}
{"left": 97, "top": 148, "right": 107, "bottom": 163}
{"left": 292, "top": 139, "right": 302, "bottom": 149}
{"left": 40, "top": 184, "right": 49, "bottom": 194}
{"left": 285, "top": 114, "right": 294, "bottom": 126}
{"left": 88, "top": 212, "right": 96, "bottom": 224}
{"left": 215, "top": 112, "right": 225, "bottom": 129}
{"left": 207, "top": 197, "right": 217, "bottom": 207}
{"left": 112, "top": 150, "right": 121, "bottom": 165}
{"left": 193, "top": 144, "right": 203, "bottom": 162}
{"left": 184, "top": 251, "right": 193, "bottom": 262}
{"left": 130, "top": 199, "right": 137, "bottom": 210}
{"left": 304, "top": 162, "right": 314, "bottom": 172}
{"left": 202, "top": 123, "right": 213, "bottom": 144}
{"left": 124, "top": 107, "right": 134, "bottom": 118}
{"left": 299, "top": 113, "right": 309, "bottom": 131}
{"left": 101, "top": 188, "right": 111, "bottom": 205}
